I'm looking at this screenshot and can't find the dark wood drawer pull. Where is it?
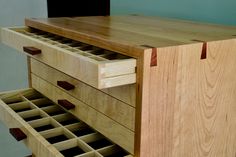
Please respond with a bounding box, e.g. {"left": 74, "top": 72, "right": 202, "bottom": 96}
{"left": 9, "top": 128, "right": 27, "bottom": 141}
{"left": 23, "top": 46, "right": 41, "bottom": 55}
{"left": 58, "top": 99, "right": 75, "bottom": 110}
{"left": 57, "top": 81, "right": 75, "bottom": 90}
{"left": 25, "top": 155, "right": 35, "bottom": 157}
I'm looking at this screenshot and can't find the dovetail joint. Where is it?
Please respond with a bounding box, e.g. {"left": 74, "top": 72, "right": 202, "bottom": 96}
{"left": 201, "top": 42, "right": 207, "bottom": 60}
{"left": 191, "top": 40, "right": 207, "bottom": 60}
{"left": 150, "top": 49, "right": 157, "bottom": 66}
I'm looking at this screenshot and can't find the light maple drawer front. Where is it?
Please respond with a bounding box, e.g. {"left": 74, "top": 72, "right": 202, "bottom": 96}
{"left": 30, "top": 59, "right": 135, "bottom": 131}
{"left": 0, "top": 89, "right": 133, "bottom": 157}
{"left": 31, "top": 58, "right": 136, "bottom": 108}
{"left": 31, "top": 74, "right": 135, "bottom": 154}
{"left": 1, "top": 27, "right": 136, "bottom": 89}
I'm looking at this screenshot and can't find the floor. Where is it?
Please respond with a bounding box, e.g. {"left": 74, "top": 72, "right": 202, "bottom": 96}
{"left": 0, "top": 122, "right": 31, "bottom": 157}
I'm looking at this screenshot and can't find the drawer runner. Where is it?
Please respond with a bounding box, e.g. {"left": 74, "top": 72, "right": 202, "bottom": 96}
{"left": 0, "top": 89, "right": 132, "bottom": 157}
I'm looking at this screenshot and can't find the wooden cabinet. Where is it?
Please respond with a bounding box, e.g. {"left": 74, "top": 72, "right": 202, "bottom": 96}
{"left": 1, "top": 16, "right": 236, "bottom": 157}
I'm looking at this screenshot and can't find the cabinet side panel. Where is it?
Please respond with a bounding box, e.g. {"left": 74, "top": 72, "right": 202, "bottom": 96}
{"left": 139, "top": 40, "right": 236, "bottom": 157}
{"left": 138, "top": 46, "right": 183, "bottom": 157}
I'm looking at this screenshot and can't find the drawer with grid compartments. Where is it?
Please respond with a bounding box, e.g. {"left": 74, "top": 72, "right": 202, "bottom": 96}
{"left": 1, "top": 27, "right": 136, "bottom": 89}
{"left": 0, "top": 89, "right": 133, "bottom": 157}
{"left": 31, "top": 74, "right": 135, "bottom": 153}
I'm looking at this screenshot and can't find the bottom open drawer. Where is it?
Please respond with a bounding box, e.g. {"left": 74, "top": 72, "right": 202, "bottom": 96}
{"left": 0, "top": 89, "right": 132, "bottom": 157}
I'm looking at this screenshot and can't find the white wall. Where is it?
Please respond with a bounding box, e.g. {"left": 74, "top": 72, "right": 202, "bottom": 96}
{"left": 0, "top": 0, "right": 47, "bottom": 92}
{"left": 0, "top": 1, "right": 47, "bottom": 156}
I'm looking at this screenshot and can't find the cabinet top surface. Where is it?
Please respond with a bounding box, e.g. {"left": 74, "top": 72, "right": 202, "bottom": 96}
{"left": 25, "top": 15, "right": 236, "bottom": 52}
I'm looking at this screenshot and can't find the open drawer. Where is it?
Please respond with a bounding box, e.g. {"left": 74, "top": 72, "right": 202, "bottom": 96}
{"left": 1, "top": 27, "right": 136, "bottom": 89}
{"left": 0, "top": 89, "right": 132, "bottom": 157}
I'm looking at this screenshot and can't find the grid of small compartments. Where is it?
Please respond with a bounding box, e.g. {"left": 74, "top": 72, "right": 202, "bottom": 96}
{"left": 1, "top": 89, "right": 129, "bottom": 157}
{"left": 19, "top": 28, "right": 130, "bottom": 62}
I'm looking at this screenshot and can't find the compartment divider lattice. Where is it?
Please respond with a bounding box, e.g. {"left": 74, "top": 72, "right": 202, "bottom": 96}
{"left": 19, "top": 28, "right": 130, "bottom": 63}
{"left": 1, "top": 89, "right": 130, "bottom": 157}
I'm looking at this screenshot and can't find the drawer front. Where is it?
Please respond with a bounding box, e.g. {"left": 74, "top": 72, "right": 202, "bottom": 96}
{"left": 30, "top": 58, "right": 136, "bottom": 107}
{"left": 31, "top": 74, "right": 135, "bottom": 154}
{"left": 30, "top": 59, "right": 135, "bottom": 131}
{"left": 0, "top": 89, "right": 133, "bottom": 157}
{"left": 1, "top": 27, "right": 136, "bottom": 89}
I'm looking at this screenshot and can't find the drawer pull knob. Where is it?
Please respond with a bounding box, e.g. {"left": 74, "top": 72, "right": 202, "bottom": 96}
{"left": 57, "top": 81, "right": 75, "bottom": 90}
{"left": 58, "top": 99, "right": 75, "bottom": 110}
{"left": 9, "top": 128, "right": 27, "bottom": 141}
{"left": 25, "top": 155, "right": 35, "bottom": 157}
{"left": 23, "top": 46, "right": 41, "bottom": 55}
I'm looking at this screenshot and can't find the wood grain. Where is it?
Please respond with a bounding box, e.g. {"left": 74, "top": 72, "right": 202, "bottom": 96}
{"left": 23, "top": 46, "right": 42, "bottom": 55}
{"left": 71, "top": 16, "right": 236, "bottom": 43}
{"left": 24, "top": 18, "right": 181, "bottom": 58}
{"left": 31, "top": 74, "right": 135, "bottom": 154}
{"left": 0, "top": 89, "right": 63, "bottom": 157}
{"left": 1, "top": 16, "right": 236, "bottom": 157}
{"left": 9, "top": 128, "right": 27, "bottom": 141}
{"left": 0, "top": 89, "right": 133, "bottom": 157}
{"left": 30, "top": 58, "right": 136, "bottom": 108}
{"left": 25, "top": 16, "right": 236, "bottom": 57}
{"left": 137, "top": 40, "right": 236, "bottom": 157}
{"left": 1, "top": 27, "right": 136, "bottom": 89}
{"left": 30, "top": 59, "right": 135, "bottom": 131}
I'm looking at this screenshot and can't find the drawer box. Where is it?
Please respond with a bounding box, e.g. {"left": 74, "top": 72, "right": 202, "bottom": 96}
{"left": 0, "top": 89, "right": 132, "bottom": 157}
{"left": 1, "top": 27, "right": 136, "bottom": 89}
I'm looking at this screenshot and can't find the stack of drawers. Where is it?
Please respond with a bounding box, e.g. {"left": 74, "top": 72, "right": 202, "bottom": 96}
{"left": 1, "top": 16, "right": 236, "bottom": 157}
{"left": 0, "top": 26, "right": 136, "bottom": 157}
